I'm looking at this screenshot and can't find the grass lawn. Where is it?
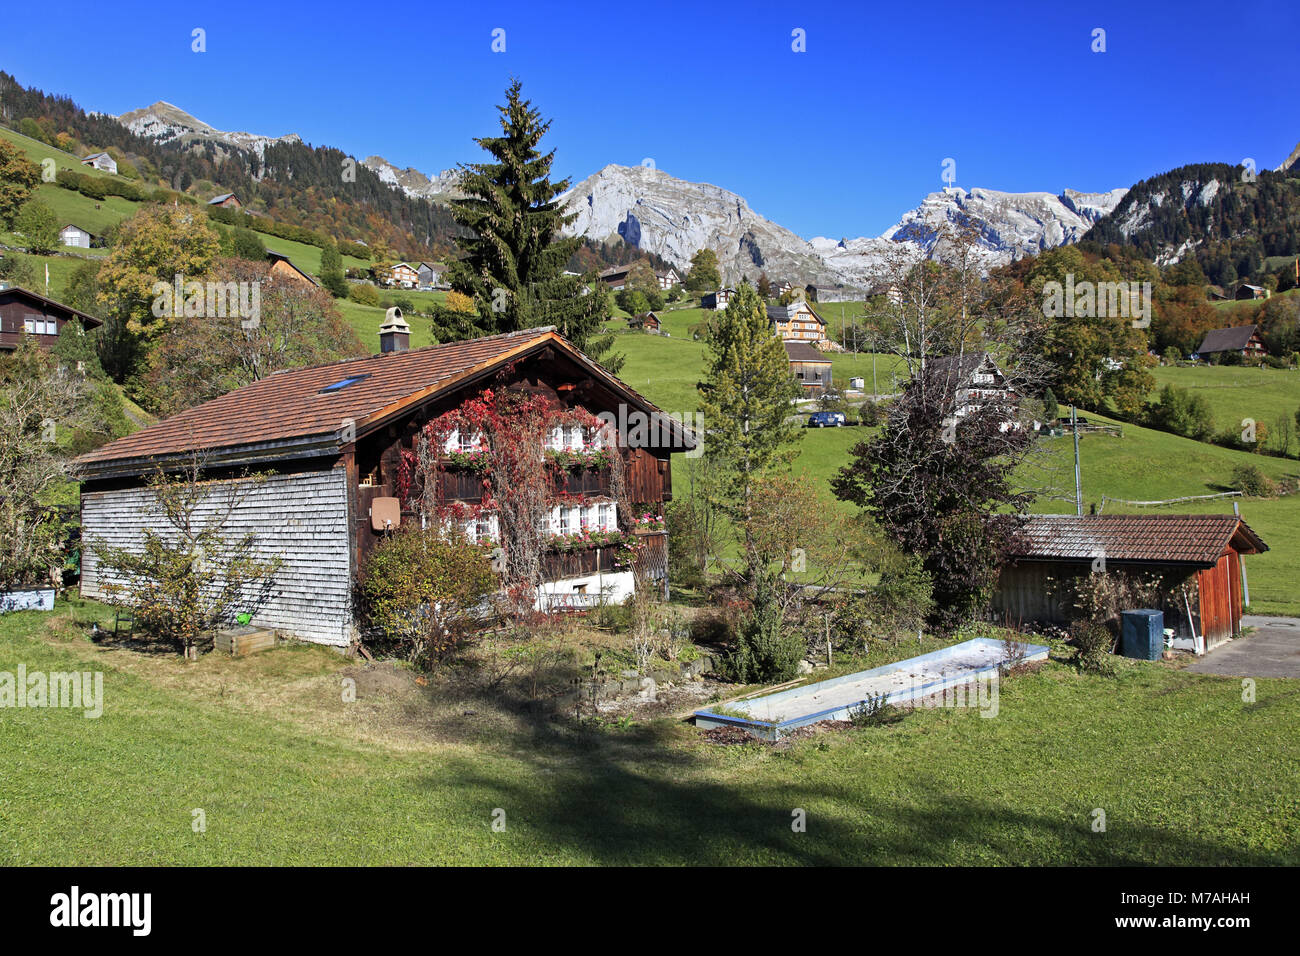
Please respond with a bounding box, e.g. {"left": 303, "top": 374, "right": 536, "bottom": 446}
{"left": 1, "top": 595, "right": 1296, "bottom": 865}
{"left": 1149, "top": 363, "right": 1299, "bottom": 447}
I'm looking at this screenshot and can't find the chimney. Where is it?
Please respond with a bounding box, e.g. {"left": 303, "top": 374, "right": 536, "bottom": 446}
{"left": 379, "top": 307, "right": 410, "bottom": 353}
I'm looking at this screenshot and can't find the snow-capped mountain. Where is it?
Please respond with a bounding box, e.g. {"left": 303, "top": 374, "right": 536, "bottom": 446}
{"left": 116, "top": 101, "right": 300, "bottom": 157}
{"left": 558, "top": 165, "right": 1128, "bottom": 291}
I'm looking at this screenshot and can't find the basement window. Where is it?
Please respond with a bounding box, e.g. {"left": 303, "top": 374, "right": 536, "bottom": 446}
{"left": 319, "top": 374, "right": 370, "bottom": 394}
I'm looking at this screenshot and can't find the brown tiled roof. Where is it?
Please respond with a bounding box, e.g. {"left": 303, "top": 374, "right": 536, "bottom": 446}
{"left": 1008, "top": 514, "right": 1267, "bottom": 566}
{"left": 784, "top": 341, "right": 830, "bottom": 364}
{"left": 1197, "top": 324, "right": 1258, "bottom": 354}
{"left": 76, "top": 328, "right": 694, "bottom": 475}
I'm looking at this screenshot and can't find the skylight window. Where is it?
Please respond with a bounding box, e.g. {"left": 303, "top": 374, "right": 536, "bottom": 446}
{"left": 319, "top": 374, "right": 370, "bottom": 394}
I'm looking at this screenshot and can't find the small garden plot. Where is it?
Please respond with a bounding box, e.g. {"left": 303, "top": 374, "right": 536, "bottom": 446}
{"left": 694, "top": 637, "right": 1049, "bottom": 740}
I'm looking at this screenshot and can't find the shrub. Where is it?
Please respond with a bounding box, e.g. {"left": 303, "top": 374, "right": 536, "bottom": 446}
{"left": 1069, "top": 620, "right": 1116, "bottom": 674}
{"left": 1231, "top": 463, "right": 1274, "bottom": 497}
{"left": 849, "top": 692, "right": 905, "bottom": 727}
{"left": 719, "top": 577, "right": 805, "bottom": 682}
{"left": 356, "top": 527, "right": 497, "bottom": 668}
{"left": 833, "top": 551, "right": 933, "bottom": 649}
{"left": 349, "top": 282, "right": 381, "bottom": 306}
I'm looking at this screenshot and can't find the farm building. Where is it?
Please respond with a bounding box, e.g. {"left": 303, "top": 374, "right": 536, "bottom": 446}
{"left": 784, "top": 341, "right": 832, "bottom": 392}
{"left": 768, "top": 301, "right": 826, "bottom": 343}
{"left": 992, "top": 514, "right": 1268, "bottom": 650}
{"left": 417, "top": 262, "right": 444, "bottom": 290}
{"left": 75, "top": 326, "right": 694, "bottom": 648}
{"left": 207, "top": 192, "right": 242, "bottom": 209}
{"left": 266, "top": 251, "right": 318, "bottom": 286}
{"left": 628, "top": 312, "right": 661, "bottom": 333}
{"left": 702, "top": 289, "right": 734, "bottom": 311}
{"left": 0, "top": 285, "right": 103, "bottom": 352}
{"left": 1196, "top": 324, "right": 1267, "bottom": 359}
{"left": 80, "top": 152, "right": 117, "bottom": 174}
{"left": 59, "top": 224, "right": 94, "bottom": 249}
{"left": 598, "top": 265, "right": 632, "bottom": 291}
{"left": 1234, "top": 283, "right": 1270, "bottom": 301}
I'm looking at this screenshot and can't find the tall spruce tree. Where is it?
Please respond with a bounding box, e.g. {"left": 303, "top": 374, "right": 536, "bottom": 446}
{"left": 448, "top": 80, "right": 620, "bottom": 370}
{"left": 697, "top": 283, "right": 802, "bottom": 584}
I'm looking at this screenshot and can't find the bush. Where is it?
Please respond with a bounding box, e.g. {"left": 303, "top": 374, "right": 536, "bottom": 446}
{"left": 856, "top": 399, "right": 884, "bottom": 426}
{"left": 719, "top": 577, "right": 805, "bottom": 683}
{"left": 833, "top": 551, "right": 933, "bottom": 648}
{"left": 1069, "top": 620, "right": 1116, "bottom": 674}
{"left": 356, "top": 527, "right": 497, "bottom": 668}
{"left": 1231, "top": 463, "right": 1274, "bottom": 497}
{"left": 848, "top": 692, "right": 905, "bottom": 727}
{"left": 349, "top": 283, "right": 381, "bottom": 306}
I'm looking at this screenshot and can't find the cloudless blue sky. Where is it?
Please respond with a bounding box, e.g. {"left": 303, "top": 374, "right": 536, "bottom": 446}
{"left": 3, "top": 0, "right": 1298, "bottom": 238}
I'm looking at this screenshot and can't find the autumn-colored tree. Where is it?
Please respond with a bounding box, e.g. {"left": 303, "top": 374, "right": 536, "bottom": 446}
{"left": 686, "top": 248, "right": 720, "bottom": 292}
{"left": 0, "top": 139, "right": 41, "bottom": 229}
{"left": 15, "top": 198, "right": 59, "bottom": 255}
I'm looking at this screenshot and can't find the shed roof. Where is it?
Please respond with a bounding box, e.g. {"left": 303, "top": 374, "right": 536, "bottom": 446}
{"left": 783, "top": 341, "right": 830, "bottom": 364}
{"left": 1007, "top": 514, "right": 1267, "bottom": 567}
{"left": 75, "top": 328, "right": 694, "bottom": 477}
{"left": 1197, "top": 324, "right": 1259, "bottom": 354}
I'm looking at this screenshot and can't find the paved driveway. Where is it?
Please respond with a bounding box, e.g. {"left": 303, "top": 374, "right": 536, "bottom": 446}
{"left": 1186, "top": 616, "right": 1300, "bottom": 677}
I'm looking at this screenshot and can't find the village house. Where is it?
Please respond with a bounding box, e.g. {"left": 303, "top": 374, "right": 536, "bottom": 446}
{"left": 1234, "top": 283, "right": 1270, "bottom": 301}
{"left": 701, "top": 288, "right": 734, "bottom": 311}
{"left": 925, "top": 352, "right": 1021, "bottom": 431}
{"left": 598, "top": 265, "right": 632, "bottom": 291}
{"left": 207, "top": 192, "right": 242, "bottom": 209}
{"left": 992, "top": 514, "right": 1267, "bottom": 650}
{"left": 655, "top": 268, "right": 681, "bottom": 290}
{"left": 80, "top": 152, "right": 117, "bottom": 175}
{"left": 59, "top": 223, "right": 94, "bottom": 249}
{"left": 769, "top": 279, "right": 794, "bottom": 298}
{"left": 1196, "top": 324, "right": 1267, "bottom": 360}
{"left": 266, "top": 251, "right": 318, "bottom": 286}
{"left": 385, "top": 262, "right": 419, "bottom": 289}
{"left": 784, "top": 341, "right": 832, "bottom": 393}
{"left": 75, "top": 326, "right": 694, "bottom": 647}
{"left": 0, "top": 285, "right": 103, "bottom": 352}
{"left": 768, "top": 301, "right": 827, "bottom": 343}
{"left": 628, "top": 312, "right": 661, "bottom": 333}
{"left": 417, "top": 262, "right": 444, "bottom": 290}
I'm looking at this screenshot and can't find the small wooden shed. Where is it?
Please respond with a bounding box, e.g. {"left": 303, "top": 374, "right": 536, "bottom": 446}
{"left": 993, "top": 514, "right": 1268, "bottom": 649}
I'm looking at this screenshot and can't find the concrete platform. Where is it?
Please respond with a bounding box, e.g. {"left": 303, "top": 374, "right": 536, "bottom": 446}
{"left": 1186, "top": 616, "right": 1300, "bottom": 678}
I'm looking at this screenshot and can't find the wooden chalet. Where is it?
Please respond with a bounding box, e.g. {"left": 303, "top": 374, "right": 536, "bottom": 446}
{"left": 59, "top": 223, "right": 94, "bottom": 249}
{"left": 629, "top": 311, "right": 661, "bottom": 333}
{"left": 767, "top": 301, "right": 826, "bottom": 343}
{"left": 924, "top": 352, "right": 1020, "bottom": 431}
{"left": 81, "top": 152, "right": 117, "bottom": 174}
{"left": 207, "top": 192, "right": 242, "bottom": 209}
{"left": 784, "top": 341, "right": 832, "bottom": 392}
{"left": 993, "top": 514, "right": 1268, "bottom": 650}
{"left": 386, "top": 262, "right": 419, "bottom": 289}
{"left": 655, "top": 268, "right": 681, "bottom": 290}
{"left": 266, "top": 251, "right": 318, "bottom": 286}
{"left": 702, "top": 288, "right": 734, "bottom": 311}
{"left": 75, "top": 327, "right": 695, "bottom": 647}
{"left": 0, "top": 285, "right": 103, "bottom": 352}
{"left": 1196, "top": 324, "right": 1266, "bottom": 359}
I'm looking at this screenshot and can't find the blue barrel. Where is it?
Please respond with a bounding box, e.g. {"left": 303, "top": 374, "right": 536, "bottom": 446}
{"left": 1121, "top": 609, "right": 1164, "bottom": 661}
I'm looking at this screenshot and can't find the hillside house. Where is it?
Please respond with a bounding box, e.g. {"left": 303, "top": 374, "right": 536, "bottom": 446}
{"left": 701, "top": 289, "right": 734, "bottom": 311}
{"left": 386, "top": 262, "right": 419, "bottom": 289}
{"left": 417, "top": 262, "right": 444, "bottom": 290}
{"left": 1234, "top": 283, "right": 1270, "bottom": 301}
{"left": 655, "top": 268, "right": 681, "bottom": 290}
{"left": 266, "top": 251, "right": 318, "bottom": 286}
{"left": 629, "top": 312, "right": 661, "bottom": 333}
{"left": 0, "top": 285, "right": 103, "bottom": 352}
{"left": 784, "top": 341, "right": 832, "bottom": 393}
{"left": 1196, "top": 324, "right": 1267, "bottom": 359}
{"left": 868, "top": 283, "right": 903, "bottom": 306}
{"left": 59, "top": 224, "right": 94, "bottom": 249}
{"left": 598, "top": 265, "right": 633, "bottom": 291}
{"left": 925, "top": 352, "right": 1020, "bottom": 431}
{"left": 75, "top": 326, "right": 694, "bottom": 647}
{"left": 80, "top": 152, "right": 117, "bottom": 175}
{"left": 768, "top": 301, "right": 827, "bottom": 343}
{"left": 993, "top": 514, "right": 1267, "bottom": 650}
{"left": 207, "top": 193, "right": 242, "bottom": 209}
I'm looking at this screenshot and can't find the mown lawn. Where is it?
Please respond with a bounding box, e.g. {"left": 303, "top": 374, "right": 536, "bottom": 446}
{"left": 1149, "top": 363, "right": 1299, "bottom": 449}
{"left": 0, "top": 596, "right": 1296, "bottom": 865}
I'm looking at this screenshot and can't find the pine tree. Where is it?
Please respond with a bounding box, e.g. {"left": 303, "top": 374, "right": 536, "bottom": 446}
{"left": 446, "top": 80, "right": 619, "bottom": 368}
{"left": 697, "top": 283, "right": 802, "bottom": 583}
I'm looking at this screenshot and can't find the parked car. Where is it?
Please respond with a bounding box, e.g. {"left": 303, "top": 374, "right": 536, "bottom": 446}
{"left": 807, "top": 411, "right": 846, "bottom": 427}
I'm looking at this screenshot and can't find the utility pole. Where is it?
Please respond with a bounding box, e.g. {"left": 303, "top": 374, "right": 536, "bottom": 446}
{"left": 1071, "top": 404, "right": 1083, "bottom": 516}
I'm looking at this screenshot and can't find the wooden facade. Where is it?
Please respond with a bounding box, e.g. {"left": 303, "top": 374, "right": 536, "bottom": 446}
{"left": 0, "top": 286, "right": 103, "bottom": 352}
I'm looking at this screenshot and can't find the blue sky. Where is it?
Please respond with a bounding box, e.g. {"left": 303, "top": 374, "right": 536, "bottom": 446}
{"left": 3, "top": 0, "right": 1298, "bottom": 238}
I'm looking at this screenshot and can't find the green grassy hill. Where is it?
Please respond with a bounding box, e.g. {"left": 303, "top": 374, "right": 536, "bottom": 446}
{"left": 1149, "top": 363, "right": 1299, "bottom": 440}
